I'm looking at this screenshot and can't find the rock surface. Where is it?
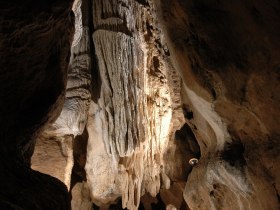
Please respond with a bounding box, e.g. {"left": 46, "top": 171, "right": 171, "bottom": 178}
{"left": 0, "top": 0, "right": 74, "bottom": 209}
{"left": 3, "top": 0, "right": 279, "bottom": 210}
{"left": 86, "top": 1, "right": 176, "bottom": 208}
{"left": 155, "top": 0, "right": 280, "bottom": 209}
{"left": 31, "top": 0, "right": 92, "bottom": 191}
{"left": 31, "top": 135, "right": 74, "bottom": 189}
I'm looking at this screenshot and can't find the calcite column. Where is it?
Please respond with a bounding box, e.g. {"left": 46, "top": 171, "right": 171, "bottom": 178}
{"left": 85, "top": 0, "right": 177, "bottom": 209}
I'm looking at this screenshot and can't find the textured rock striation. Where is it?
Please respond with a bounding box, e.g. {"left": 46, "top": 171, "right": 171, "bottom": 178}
{"left": 32, "top": 0, "right": 92, "bottom": 189}
{"left": 32, "top": 0, "right": 190, "bottom": 209}
{"left": 21, "top": 0, "right": 280, "bottom": 210}
{"left": 86, "top": 0, "right": 177, "bottom": 208}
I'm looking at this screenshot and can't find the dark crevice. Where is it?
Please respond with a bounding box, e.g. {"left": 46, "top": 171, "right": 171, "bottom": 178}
{"left": 220, "top": 139, "right": 246, "bottom": 167}
{"left": 211, "top": 88, "right": 217, "bottom": 99}
{"left": 151, "top": 194, "right": 165, "bottom": 210}
{"left": 144, "top": 21, "right": 153, "bottom": 42}
{"left": 153, "top": 56, "right": 160, "bottom": 71}
{"left": 66, "top": 84, "right": 91, "bottom": 92}
{"left": 92, "top": 203, "right": 100, "bottom": 210}
{"left": 135, "top": 0, "right": 149, "bottom": 7}
{"left": 94, "top": 24, "right": 133, "bottom": 37}
{"left": 182, "top": 104, "right": 193, "bottom": 120}
{"left": 175, "top": 123, "right": 201, "bottom": 158}
{"left": 89, "top": 0, "right": 101, "bottom": 103}
{"left": 81, "top": 0, "right": 89, "bottom": 27}
{"left": 107, "top": 198, "right": 129, "bottom": 210}
{"left": 64, "top": 95, "right": 89, "bottom": 100}
{"left": 70, "top": 128, "right": 88, "bottom": 191}
{"left": 163, "top": 123, "right": 201, "bottom": 182}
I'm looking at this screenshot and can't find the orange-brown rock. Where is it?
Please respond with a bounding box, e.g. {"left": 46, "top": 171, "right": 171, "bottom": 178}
{"left": 2, "top": 0, "right": 279, "bottom": 210}
{"left": 155, "top": 0, "right": 280, "bottom": 209}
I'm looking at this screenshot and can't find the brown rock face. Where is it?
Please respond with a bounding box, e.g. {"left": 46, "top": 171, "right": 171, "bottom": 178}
{"left": 32, "top": 135, "right": 74, "bottom": 189}
{"left": 2, "top": 0, "right": 280, "bottom": 210}
{"left": 155, "top": 0, "right": 280, "bottom": 209}
{"left": 0, "top": 0, "right": 74, "bottom": 209}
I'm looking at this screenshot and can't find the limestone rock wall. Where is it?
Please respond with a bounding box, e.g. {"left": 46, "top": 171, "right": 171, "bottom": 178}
{"left": 27, "top": 0, "right": 280, "bottom": 210}
{"left": 32, "top": 0, "right": 92, "bottom": 190}
{"left": 86, "top": 1, "right": 177, "bottom": 209}
{"left": 155, "top": 0, "right": 280, "bottom": 210}
{"left": 32, "top": 1, "right": 189, "bottom": 209}
{"left": 0, "top": 0, "right": 74, "bottom": 209}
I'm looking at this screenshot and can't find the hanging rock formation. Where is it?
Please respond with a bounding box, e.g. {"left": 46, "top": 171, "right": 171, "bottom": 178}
{"left": 32, "top": 0, "right": 189, "bottom": 209}
{"left": 86, "top": 0, "right": 183, "bottom": 208}
{"left": 2, "top": 0, "right": 279, "bottom": 210}
{"left": 33, "top": 0, "right": 280, "bottom": 209}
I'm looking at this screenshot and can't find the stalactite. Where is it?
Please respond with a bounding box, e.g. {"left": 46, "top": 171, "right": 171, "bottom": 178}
{"left": 85, "top": 1, "right": 182, "bottom": 209}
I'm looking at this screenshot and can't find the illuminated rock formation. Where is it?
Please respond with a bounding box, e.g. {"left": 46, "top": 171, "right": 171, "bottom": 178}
{"left": 2, "top": 0, "right": 279, "bottom": 210}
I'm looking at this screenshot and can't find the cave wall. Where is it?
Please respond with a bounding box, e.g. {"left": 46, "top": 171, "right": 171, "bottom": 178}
{"left": 4, "top": 0, "right": 278, "bottom": 210}
{"left": 32, "top": 0, "right": 92, "bottom": 190}
{"left": 154, "top": 0, "right": 280, "bottom": 209}
{"left": 33, "top": 0, "right": 280, "bottom": 209}
{"left": 0, "top": 0, "right": 74, "bottom": 209}
{"left": 32, "top": 0, "right": 190, "bottom": 209}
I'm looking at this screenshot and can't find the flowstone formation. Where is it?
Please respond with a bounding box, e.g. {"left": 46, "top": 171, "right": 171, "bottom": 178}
{"left": 32, "top": 0, "right": 193, "bottom": 209}
{"left": 28, "top": 0, "right": 280, "bottom": 210}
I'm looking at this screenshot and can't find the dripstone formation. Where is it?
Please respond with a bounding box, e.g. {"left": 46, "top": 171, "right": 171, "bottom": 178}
{"left": 1, "top": 0, "right": 279, "bottom": 210}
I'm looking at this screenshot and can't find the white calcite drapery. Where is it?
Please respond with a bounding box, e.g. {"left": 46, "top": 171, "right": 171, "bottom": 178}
{"left": 28, "top": 0, "right": 280, "bottom": 209}
{"left": 85, "top": 0, "right": 176, "bottom": 209}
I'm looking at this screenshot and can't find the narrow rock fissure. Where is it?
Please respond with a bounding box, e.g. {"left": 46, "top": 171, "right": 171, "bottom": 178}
{"left": 70, "top": 128, "right": 88, "bottom": 190}
{"left": 220, "top": 139, "right": 246, "bottom": 168}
